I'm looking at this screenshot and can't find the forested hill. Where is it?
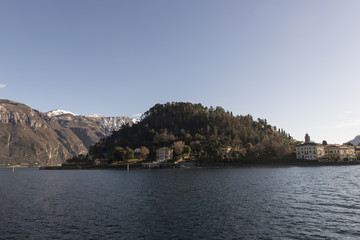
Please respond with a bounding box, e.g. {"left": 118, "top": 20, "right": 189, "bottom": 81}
{"left": 89, "top": 102, "right": 295, "bottom": 164}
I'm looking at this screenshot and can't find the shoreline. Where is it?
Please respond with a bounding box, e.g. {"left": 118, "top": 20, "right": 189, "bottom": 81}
{"left": 39, "top": 160, "right": 360, "bottom": 170}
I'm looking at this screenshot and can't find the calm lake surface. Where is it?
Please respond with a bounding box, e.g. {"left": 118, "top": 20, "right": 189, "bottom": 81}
{"left": 1, "top": 166, "right": 360, "bottom": 239}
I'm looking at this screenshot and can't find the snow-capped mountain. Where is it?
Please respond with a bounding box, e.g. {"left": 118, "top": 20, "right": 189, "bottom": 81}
{"left": 46, "top": 109, "right": 78, "bottom": 117}
{"left": 94, "top": 116, "right": 139, "bottom": 134}
{"left": 0, "top": 100, "right": 138, "bottom": 166}
{"left": 46, "top": 109, "right": 138, "bottom": 149}
{"left": 0, "top": 100, "right": 87, "bottom": 166}
{"left": 88, "top": 113, "right": 103, "bottom": 118}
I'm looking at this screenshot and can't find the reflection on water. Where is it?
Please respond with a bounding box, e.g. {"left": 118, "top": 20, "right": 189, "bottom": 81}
{"left": 1, "top": 166, "right": 360, "bottom": 239}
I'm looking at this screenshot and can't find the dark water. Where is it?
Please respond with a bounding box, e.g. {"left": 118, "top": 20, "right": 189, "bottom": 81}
{"left": 1, "top": 167, "right": 360, "bottom": 239}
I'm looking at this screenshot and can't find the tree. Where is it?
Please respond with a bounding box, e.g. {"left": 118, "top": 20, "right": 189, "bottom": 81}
{"left": 246, "top": 143, "right": 253, "bottom": 151}
{"left": 213, "top": 126, "right": 218, "bottom": 136}
{"left": 322, "top": 140, "right": 328, "bottom": 145}
{"left": 206, "top": 125, "right": 211, "bottom": 135}
{"left": 174, "top": 141, "right": 185, "bottom": 155}
{"left": 90, "top": 102, "right": 296, "bottom": 164}
{"left": 140, "top": 146, "right": 150, "bottom": 160}
{"left": 113, "top": 146, "right": 126, "bottom": 161}
{"left": 153, "top": 129, "right": 175, "bottom": 145}
{"left": 183, "top": 145, "right": 191, "bottom": 156}
{"left": 125, "top": 147, "right": 134, "bottom": 159}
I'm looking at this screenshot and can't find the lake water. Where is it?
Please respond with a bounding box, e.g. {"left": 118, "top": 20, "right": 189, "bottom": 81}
{"left": 1, "top": 166, "right": 360, "bottom": 239}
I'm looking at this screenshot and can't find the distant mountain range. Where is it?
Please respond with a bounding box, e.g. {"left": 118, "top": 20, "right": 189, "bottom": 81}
{"left": 348, "top": 136, "right": 360, "bottom": 146}
{"left": 46, "top": 109, "right": 137, "bottom": 149}
{"left": 0, "top": 99, "right": 136, "bottom": 166}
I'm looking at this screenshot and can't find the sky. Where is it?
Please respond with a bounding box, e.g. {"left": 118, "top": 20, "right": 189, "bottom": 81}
{"left": 1, "top": 0, "right": 360, "bottom": 144}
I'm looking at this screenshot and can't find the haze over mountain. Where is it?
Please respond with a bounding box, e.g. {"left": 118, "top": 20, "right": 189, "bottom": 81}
{"left": 0, "top": 100, "right": 135, "bottom": 166}
{"left": 348, "top": 136, "right": 360, "bottom": 146}
{"left": 46, "top": 110, "right": 137, "bottom": 149}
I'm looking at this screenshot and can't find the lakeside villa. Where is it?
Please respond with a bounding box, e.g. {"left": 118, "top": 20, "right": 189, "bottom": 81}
{"left": 296, "top": 134, "right": 356, "bottom": 161}
{"left": 156, "top": 147, "right": 173, "bottom": 162}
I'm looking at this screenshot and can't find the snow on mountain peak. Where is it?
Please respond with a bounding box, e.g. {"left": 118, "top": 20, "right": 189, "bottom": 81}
{"left": 131, "top": 118, "right": 139, "bottom": 124}
{"left": 46, "top": 109, "right": 78, "bottom": 117}
{"left": 87, "top": 113, "right": 103, "bottom": 118}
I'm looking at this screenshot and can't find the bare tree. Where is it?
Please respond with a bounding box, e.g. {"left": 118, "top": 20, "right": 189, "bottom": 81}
{"left": 140, "top": 146, "right": 150, "bottom": 160}
{"left": 153, "top": 129, "right": 175, "bottom": 145}
{"left": 173, "top": 141, "right": 185, "bottom": 155}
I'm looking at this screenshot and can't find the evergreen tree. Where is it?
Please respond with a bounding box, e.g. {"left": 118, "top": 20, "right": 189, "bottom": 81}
{"left": 90, "top": 102, "right": 295, "bottom": 164}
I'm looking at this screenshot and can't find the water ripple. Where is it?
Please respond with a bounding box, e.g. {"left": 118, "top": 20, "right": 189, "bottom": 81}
{"left": 1, "top": 167, "right": 360, "bottom": 239}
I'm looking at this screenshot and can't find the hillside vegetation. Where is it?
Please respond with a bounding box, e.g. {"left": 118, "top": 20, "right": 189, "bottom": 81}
{"left": 89, "top": 102, "right": 295, "bottom": 164}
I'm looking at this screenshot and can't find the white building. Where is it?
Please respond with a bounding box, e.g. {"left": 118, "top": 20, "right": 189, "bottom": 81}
{"left": 296, "top": 134, "right": 357, "bottom": 161}
{"left": 134, "top": 148, "right": 141, "bottom": 158}
{"left": 296, "top": 143, "right": 325, "bottom": 160}
{"left": 296, "top": 133, "right": 325, "bottom": 160}
{"left": 156, "top": 147, "right": 173, "bottom": 162}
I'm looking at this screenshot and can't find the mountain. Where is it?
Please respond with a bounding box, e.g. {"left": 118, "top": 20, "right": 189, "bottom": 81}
{"left": 90, "top": 102, "right": 295, "bottom": 164}
{"left": 348, "top": 136, "right": 360, "bottom": 146}
{"left": 0, "top": 100, "right": 87, "bottom": 167}
{"left": 0, "top": 100, "right": 137, "bottom": 167}
{"left": 46, "top": 109, "right": 78, "bottom": 117}
{"left": 46, "top": 110, "right": 137, "bottom": 149}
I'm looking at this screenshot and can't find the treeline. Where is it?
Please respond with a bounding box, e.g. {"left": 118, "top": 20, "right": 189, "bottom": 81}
{"left": 89, "top": 102, "right": 296, "bottom": 164}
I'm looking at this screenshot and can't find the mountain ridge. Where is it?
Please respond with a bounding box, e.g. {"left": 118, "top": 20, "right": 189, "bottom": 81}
{"left": 348, "top": 135, "right": 360, "bottom": 146}
{"left": 46, "top": 109, "right": 78, "bottom": 117}
{"left": 0, "top": 99, "right": 135, "bottom": 166}
{"left": 50, "top": 113, "right": 136, "bottom": 148}
{"left": 0, "top": 99, "right": 87, "bottom": 166}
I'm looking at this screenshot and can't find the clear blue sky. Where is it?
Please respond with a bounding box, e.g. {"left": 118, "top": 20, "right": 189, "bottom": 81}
{"left": 1, "top": 0, "right": 360, "bottom": 144}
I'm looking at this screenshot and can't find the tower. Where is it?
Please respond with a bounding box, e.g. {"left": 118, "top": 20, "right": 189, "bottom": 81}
{"left": 305, "top": 133, "right": 310, "bottom": 143}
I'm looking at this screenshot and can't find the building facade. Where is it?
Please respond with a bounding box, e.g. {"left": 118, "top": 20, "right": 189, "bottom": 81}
{"left": 296, "top": 143, "right": 325, "bottom": 160}
{"left": 355, "top": 146, "right": 360, "bottom": 159}
{"left": 156, "top": 147, "right": 173, "bottom": 162}
{"left": 134, "top": 148, "right": 141, "bottom": 158}
{"left": 296, "top": 134, "right": 356, "bottom": 161}
{"left": 324, "top": 145, "right": 356, "bottom": 160}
